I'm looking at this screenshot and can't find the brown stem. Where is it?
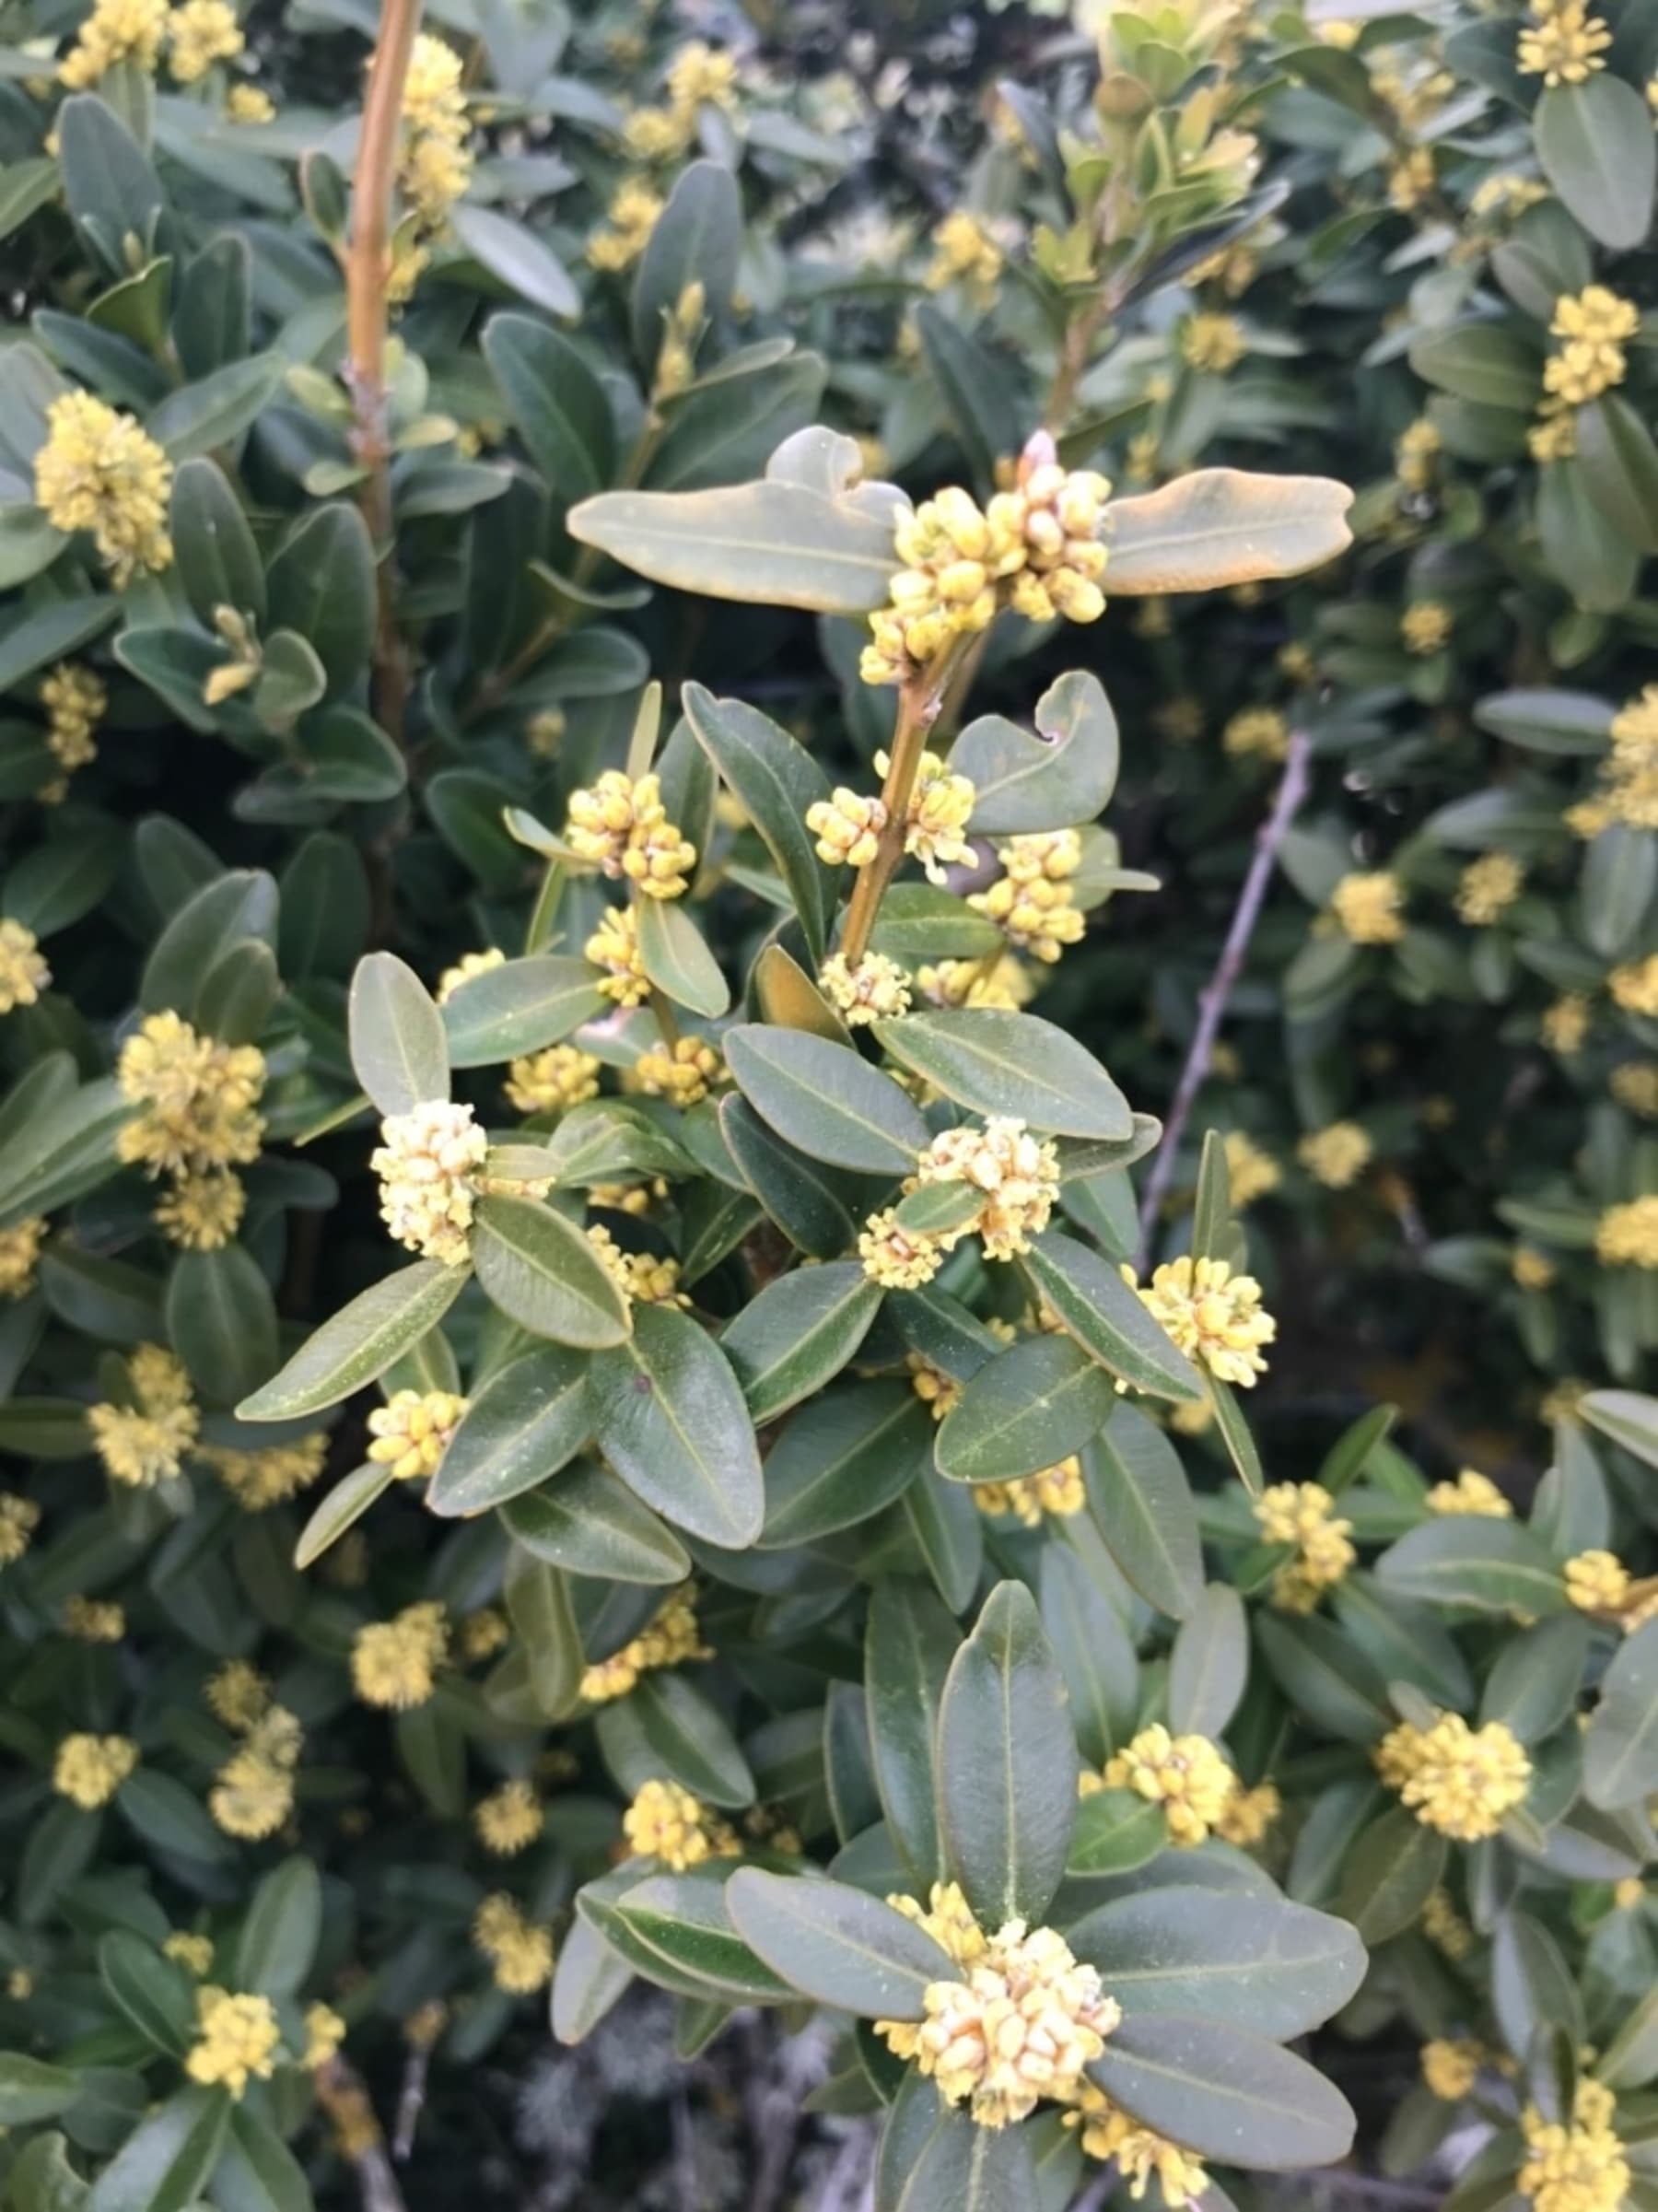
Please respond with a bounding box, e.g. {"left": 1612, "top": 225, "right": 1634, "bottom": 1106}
{"left": 1134, "top": 729, "right": 1314, "bottom": 1270}
{"left": 315, "top": 2059, "right": 408, "bottom": 2212}
{"left": 837, "top": 661, "right": 951, "bottom": 969}
{"left": 345, "top": 0, "right": 421, "bottom": 750}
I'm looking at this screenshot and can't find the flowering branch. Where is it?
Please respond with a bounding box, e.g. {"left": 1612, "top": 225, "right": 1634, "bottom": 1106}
{"left": 1136, "top": 728, "right": 1314, "bottom": 1271}
{"left": 346, "top": 0, "right": 422, "bottom": 749}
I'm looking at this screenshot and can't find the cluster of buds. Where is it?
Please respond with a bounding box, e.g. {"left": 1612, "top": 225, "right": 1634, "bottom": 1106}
{"left": 819, "top": 951, "right": 912, "bottom": 1025}
{"left": 1254, "top": 1481, "right": 1356, "bottom": 1612}
{"left": 370, "top": 1100, "right": 487, "bottom": 1267}
{"left": 1374, "top": 1710, "right": 1531, "bottom": 1841}
{"left": 913, "top": 1117, "right": 1061, "bottom": 1261}
{"left": 970, "top": 830, "right": 1086, "bottom": 963}
{"left": 566, "top": 770, "right": 696, "bottom": 899}
{"left": 1092, "top": 1724, "right": 1238, "bottom": 1847}
{"left": 860, "top": 439, "right": 1111, "bottom": 687}
{"left": 366, "top": 1389, "right": 468, "bottom": 1481}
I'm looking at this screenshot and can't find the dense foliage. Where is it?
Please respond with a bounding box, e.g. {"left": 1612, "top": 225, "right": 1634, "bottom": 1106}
{"left": 1, "top": 0, "right": 1656, "bottom": 2206}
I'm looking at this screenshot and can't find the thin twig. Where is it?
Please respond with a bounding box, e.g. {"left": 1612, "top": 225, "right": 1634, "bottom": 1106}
{"left": 315, "top": 2058, "right": 410, "bottom": 2212}
{"left": 391, "top": 2043, "right": 431, "bottom": 2161}
{"left": 1135, "top": 728, "right": 1314, "bottom": 1270}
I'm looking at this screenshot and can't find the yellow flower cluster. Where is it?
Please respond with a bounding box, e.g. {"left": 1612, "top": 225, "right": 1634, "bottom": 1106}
{"left": 199, "top": 1432, "right": 329, "bottom": 1510}
{"left": 54, "top": 1731, "right": 140, "bottom": 1808}
{"left": 622, "top": 1777, "right": 740, "bottom": 1869}
{"left": 58, "top": 0, "right": 168, "bottom": 81}
{"left": 1375, "top": 1711, "right": 1531, "bottom": 1840}
{"left": 1421, "top": 2037, "right": 1485, "bottom": 2101}
{"left": 1564, "top": 1549, "right": 1630, "bottom": 1614}
{"left": 1544, "top": 993, "right": 1593, "bottom": 1051}
{"left": 39, "top": 661, "right": 104, "bottom": 801}
{"left": 473, "top": 1893, "right": 555, "bottom": 1992}
{"left": 916, "top": 1116, "right": 1061, "bottom": 1261}
{"left": 88, "top": 1343, "right": 199, "bottom": 1489}
{"left": 185, "top": 1988, "right": 282, "bottom": 2100}
{"left": 972, "top": 1457, "right": 1085, "bottom": 1527}
{"left": 1254, "top": 1481, "right": 1356, "bottom": 1611}
{"left": 367, "top": 1388, "right": 467, "bottom": 1481}
{"left": 1596, "top": 1197, "right": 1658, "bottom": 1268}
{"left": 1068, "top": 2085, "right": 1210, "bottom": 2205}
{"left": 586, "top": 1223, "right": 688, "bottom": 1307}
{"left": 1611, "top": 955, "right": 1658, "bottom": 1017}
{"left": 1093, "top": 1725, "right": 1236, "bottom": 1847}
{"left": 1422, "top": 1886, "right": 1474, "bottom": 1960}
{"left": 64, "top": 1596, "right": 124, "bottom": 1641}
{"left": 1455, "top": 851, "right": 1524, "bottom": 924}
{"left": 628, "top": 1035, "right": 722, "bottom": 1108}
{"left": 1395, "top": 418, "right": 1442, "bottom": 493}
{"left": 970, "top": 829, "right": 1086, "bottom": 963}
{"left": 806, "top": 785, "right": 887, "bottom": 868}
{"left": 154, "top": 1167, "right": 247, "bottom": 1251}
{"left": 352, "top": 1600, "right": 448, "bottom": 1709}
{"left": 588, "top": 180, "right": 666, "bottom": 272}
{"left": 1512, "top": 1245, "right": 1556, "bottom": 1290}
{"left": 226, "top": 81, "right": 274, "bottom": 122}
{"left": 858, "top": 1208, "right": 944, "bottom": 1288}
{"left": 205, "top": 1658, "right": 270, "bottom": 1731}
{"left": 1222, "top": 1131, "right": 1280, "bottom": 1209}
{"left": 473, "top": 1778, "right": 543, "bottom": 1856}
{"left": 1572, "top": 685, "right": 1658, "bottom": 835}
{"left": 1519, "top": 2078, "right": 1629, "bottom": 2212}
{"left": 566, "top": 770, "right": 695, "bottom": 898}
{"left": 1127, "top": 1256, "right": 1276, "bottom": 1387}
{"left": 0, "top": 1218, "right": 45, "bottom": 1299}
{"left": 506, "top": 1043, "right": 601, "bottom": 1116}
{"left": 1298, "top": 1121, "right": 1372, "bottom": 1188}
{"left": 436, "top": 948, "right": 505, "bottom": 1004}
{"left": 1223, "top": 707, "right": 1290, "bottom": 763}
{"left": 1181, "top": 313, "right": 1246, "bottom": 375}
{"left": 819, "top": 950, "right": 911, "bottom": 1024}
{"left": 1530, "top": 412, "right": 1579, "bottom": 464}
{"left": 1401, "top": 601, "right": 1452, "bottom": 655}
{"left": 1330, "top": 870, "right": 1406, "bottom": 944}
{"left": 579, "top": 1587, "right": 708, "bottom": 1704}
{"left": 860, "top": 449, "right": 1111, "bottom": 687}
{"left": 906, "top": 1353, "right": 962, "bottom": 1422}
{"left": 1426, "top": 1469, "right": 1512, "bottom": 1517}
{"left": 34, "top": 393, "right": 173, "bottom": 585}
{"left": 1517, "top": 0, "right": 1612, "bottom": 86}
{"left": 624, "top": 41, "right": 738, "bottom": 160}
{"left": 0, "top": 1492, "right": 41, "bottom": 1567}
{"left": 926, "top": 210, "right": 1004, "bottom": 292}
{"left": 303, "top": 2003, "right": 344, "bottom": 2071}
{"left": 370, "top": 1099, "right": 486, "bottom": 1267}
{"left": 1217, "top": 1779, "right": 1281, "bottom": 1847}
{"left": 397, "top": 33, "right": 472, "bottom": 240}
{"left": 0, "top": 919, "right": 50, "bottom": 1012}
{"left": 877, "top": 1897, "right": 1121, "bottom": 2129}
{"left": 117, "top": 1012, "right": 265, "bottom": 1192}
{"left": 916, "top": 953, "right": 1033, "bottom": 1011}
{"left": 168, "top": 0, "right": 240, "bottom": 80}
{"left": 210, "top": 1703, "right": 302, "bottom": 1840}
{"left": 164, "top": 1931, "right": 215, "bottom": 1976}
{"left": 1543, "top": 287, "right": 1640, "bottom": 409}
{"left": 1469, "top": 174, "right": 1550, "bottom": 224}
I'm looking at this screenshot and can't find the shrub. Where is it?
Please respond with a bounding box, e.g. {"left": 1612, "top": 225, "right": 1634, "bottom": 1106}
{"left": 0, "top": 0, "right": 1655, "bottom": 2207}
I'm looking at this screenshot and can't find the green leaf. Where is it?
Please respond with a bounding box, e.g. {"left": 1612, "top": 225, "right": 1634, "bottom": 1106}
{"left": 232, "top": 1856, "right": 321, "bottom": 1997}
{"left": 1103, "top": 469, "right": 1354, "bottom": 593}
{"left": 720, "top": 1094, "right": 858, "bottom": 1258}
{"left": 501, "top": 1458, "right": 691, "bottom": 1584}
{"left": 759, "top": 1383, "right": 933, "bottom": 1548}
{"left": 683, "top": 686, "right": 834, "bottom": 964}
{"left": 165, "top": 1246, "right": 278, "bottom": 1410}
{"left": 636, "top": 897, "right": 730, "bottom": 1018}
{"left": 913, "top": 302, "right": 1023, "bottom": 490}
{"left": 440, "top": 954, "right": 607, "bottom": 1067}
{"left": 1408, "top": 323, "right": 1540, "bottom": 413}
{"left": 504, "top": 1547, "right": 582, "bottom": 1719}
{"left": 867, "top": 1579, "right": 958, "bottom": 1884}
{"left": 1473, "top": 689, "right": 1613, "bottom": 755}
{"left": 1082, "top": 1411, "right": 1205, "bottom": 1620}
{"left": 873, "top": 1012, "right": 1132, "bottom": 1140}
{"left": 951, "top": 671, "right": 1119, "bottom": 835}
{"left": 721, "top": 1262, "right": 884, "bottom": 1425}
{"left": 1375, "top": 1517, "right": 1567, "bottom": 1615}
{"left": 610, "top": 1872, "right": 792, "bottom": 2003}
{"left": 1208, "top": 1377, "right": 1265, "bottom": 1497}
{"left": 1087, "top": 2018, "right": 1356, "bottom": 2170}
{"left": 1067, "top": 1789, "right": 1167, "bottom": 1876}
{"left": 1584, "top": 1617, "right": 1658, "bottom": 1811}
{"left": 1481, "top": 1614, "right": 1592, "bottom": 1745}
{"left": 450, "top": 201, "right": 579, "bottom": 316}
{"left": 725, "top": 1869, "right": 956, "bottom": 2019}
{"left": 209, "top": 2104, "right": 313, "bottom": 2212}
{"left": 1039, "top": 1545, "right": 1138, "bottom": 1767}
{"left": 0, "top": 2054, "right": 81, "bottom": 2125}
{"left": 1576, "top": 397, "right": 1658, "bottom": 558}
{"left": 881, "top": 2099, "right": 1037, "bottom": 2212}
{"left": 0, "top": 596, "right": 120, "bottom": 696}
{"left": 1167, "top": 1584, "right": 1248, "bottom": 1739}
{"left": 427, "top": 1344, "right": 590, "bottom": 1516}
{"left": 265, "top": 503, "right": 376, "bottom": 696}
{"left": 938, "top": 1333, "right": 1118, "bottom": 1483}
{"left": 587, "top": 1301, "right": 764, "bottom": 1545}
{"left": 57, "top": 94, "right": 165, "bottom": 277}
{"left": 88, "top": 2087, "right": 232, "bottom": 2212}
{"left": 1534, "top": 76, "right": 1656, "bottom": 252}
{"left": 347, "top": 953, "right": 450, "bottom": 1115}
{"left": 294, "top": 1462, "right": 397, "bottom": 1570}
{"left": 1333, "top": 1806, "right": 1447, "bottom": 1946}
{"left": 236, "top": 1259, "right": 469, "bottom": 1420}
{"left": 1019, "top": 1232, "right": 1203, "bottom": 1402}
{"left": 116, "top": 1770, "right": 229, "bottom": 1864}
{"left": 597, "top": 1670, "right": 753, "bottom": 1807}
{"left": 725, "top": 1024, "right": 929, "bottom": 1172}
{"left": 632, "top": 159, "right": 741, "bottom": 370}
{"left": 97, "top": 1932, "right": 194, "bottom": 2055}
{"left": 937, "top": 1582, "right": 1075, "bottom": 1928}
{"left": 482, "top": 311, "right": 613, "bottom": 499}
{"left": 1067, "top": 1886, "right": 1365, "bottom": 2036}
{"left": 1581, "top": 1388, "right": 1658, "bottom": 1469}
{"left": 1492, "top": 1911, "right": 1584, "bottom": 2062}
{"left": 1257, "top": 1613, "right": 1390, "bottom": 1745}
{"left": 472, "top": 1194, "right": 632, "bottom": 1349}
{"left": 169, "top": 456, "right": 264, "bottom": 627}
{"left": 146, "top": 355, "right": 284, "bottom": 462}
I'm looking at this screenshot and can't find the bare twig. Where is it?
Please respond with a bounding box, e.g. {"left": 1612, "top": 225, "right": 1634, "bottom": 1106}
{"left": 315, "top": 2058, "right": 409, "bottom": 2212}
{"left": 1136, "top": 728, "right": 1314, "bottom": 1270}
{"left": 391, "top": 2044, "right": 431, "bottom": 2162}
